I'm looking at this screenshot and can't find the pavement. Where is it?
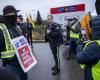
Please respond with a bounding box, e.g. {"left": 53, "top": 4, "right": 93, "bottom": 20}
{"left": 0, "top": 43, "right": 84, "bottom": 80}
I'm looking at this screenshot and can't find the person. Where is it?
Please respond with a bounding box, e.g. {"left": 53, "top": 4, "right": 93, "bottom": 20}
{"left": 17, "top": 15, "right": 28, "bottom": 38}
{"left": 67, "top": 18, "right": 80, "bottom": 60}
{"left": 76, "top": 7, "right": 100, "bottom": 80}
{"left": 0, "top": 5, "right": 28, "bottom": 80}
{"left": 45, "top": 15, "right": 63, "bottom": 75}
{"left": 26, "top": 18, "right": 33, "bottom": 48}
{"left": 95, "top": 0, "right": 100, "bottom": 15}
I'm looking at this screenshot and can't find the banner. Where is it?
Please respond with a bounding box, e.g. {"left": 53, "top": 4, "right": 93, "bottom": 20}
{"left": 51, "top": 4, "right": 85, "bottom": 24}
{"left": 11, "top": 36, "right": 37, "bottom": 72}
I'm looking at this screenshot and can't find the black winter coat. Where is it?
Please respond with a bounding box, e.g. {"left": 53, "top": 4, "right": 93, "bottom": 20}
{"left": 0, "top": 15, "right": 22, "bottom": 66}
{"left": 45, "top": 22, "right": 63, "bottom": 47}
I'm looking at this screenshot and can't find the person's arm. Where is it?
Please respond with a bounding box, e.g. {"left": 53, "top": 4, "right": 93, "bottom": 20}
{"left": 21, "top": 24, "right": 29, "bottom": 37}
{"left": 70, "top": 27, "right": 78, "bottom": 33}
{"left": 30, "top": 23, "right": 34, "bottom": 30}
{"left": 77, "top": 42, "right": 100, "bottom": 65}
{"left": 70, "top": 23, "right": 80, "bottom": 33}
{"left": 45, "top": 27, "right": 49, "bottom": 42}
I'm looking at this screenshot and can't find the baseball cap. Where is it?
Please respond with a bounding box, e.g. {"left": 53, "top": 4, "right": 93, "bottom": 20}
{"left": 3, "top": 5, "right": 20, "bottom": 15}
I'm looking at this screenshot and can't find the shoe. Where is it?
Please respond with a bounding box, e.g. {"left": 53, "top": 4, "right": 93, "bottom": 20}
{"left": 52, "top": 69, "right": 60, "bottom": 75}
{"left": 52, "top": 66, "right": 57, "bottom": 70}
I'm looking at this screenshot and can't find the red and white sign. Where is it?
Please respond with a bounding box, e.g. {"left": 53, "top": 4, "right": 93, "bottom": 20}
{"left": 50, "top": 4, "right": 85, "bottom": 24}
{"left": 11, "top": 36, "right": 37, "bottom": 72}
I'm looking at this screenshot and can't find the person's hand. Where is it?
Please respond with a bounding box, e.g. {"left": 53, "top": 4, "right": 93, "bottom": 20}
{"left": 47, "top": 29, "right": 51, "bottom": 34}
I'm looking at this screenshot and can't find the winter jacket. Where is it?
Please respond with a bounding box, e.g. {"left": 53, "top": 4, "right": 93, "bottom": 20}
{"left": 45, "top": 22, "right": 63, "bottom": 47}
{"left": 77, "top": 15, "right": 100, "bottom": 80}
{"left": 0, "top": 15, "right": 22, "bottom": 66}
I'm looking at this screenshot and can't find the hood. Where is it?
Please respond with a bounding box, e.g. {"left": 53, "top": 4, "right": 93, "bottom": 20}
{"left": 92, "top": 15, "right": 100, "bottom": 40}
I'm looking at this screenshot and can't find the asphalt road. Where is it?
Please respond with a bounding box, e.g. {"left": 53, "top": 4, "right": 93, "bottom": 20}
{"left": 28, "top": 43, "right": 84, "bottom": 80}
{"left": 0, "top": 43, "right": 84, "bottom": 80}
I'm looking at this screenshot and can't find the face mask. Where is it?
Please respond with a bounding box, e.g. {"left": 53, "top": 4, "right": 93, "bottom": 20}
{"left": 5, "top": 15, "right": 17, "bottom": 25}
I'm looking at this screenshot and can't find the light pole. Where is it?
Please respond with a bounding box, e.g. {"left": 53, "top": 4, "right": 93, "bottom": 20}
{"left": 32, "top": 10, "right": 36, "bottom": 21}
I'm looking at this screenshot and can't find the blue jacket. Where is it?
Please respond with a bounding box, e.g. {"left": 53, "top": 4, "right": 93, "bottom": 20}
{"left": 77, "top": 41, "right": 100, "bottom": 80}
{"left": 77, "top": 15, "right": 100, "bottom": 80}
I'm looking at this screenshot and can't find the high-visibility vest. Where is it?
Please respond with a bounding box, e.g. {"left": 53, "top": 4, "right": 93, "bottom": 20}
{"left": 80, "top": 40, "right": 100, "bottom": 80}
{"left": 70, "top": 25, "right": 79, "bottom": 39}
{"left": 0, "top": 23, "right": 15, "bottom": 58}
{"left": 70, "top": 31, "right": 79, "bottom": 39}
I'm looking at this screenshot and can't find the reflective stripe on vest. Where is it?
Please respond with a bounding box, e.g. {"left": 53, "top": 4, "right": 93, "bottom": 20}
{"left": 81, "top": 40, "right": 100, "bottom": 80}
{"left": 1, "top": 50, "right": 15, "bottom": 58}
{"left": 92, "top": 60, "right": 100, "bottom": 80}
{"left": 70, "top": 23, "right": 79, "bottom": 39}
{"left": 70, "top": 31, "right": 79, "bottom": 39}
{"left": 0, "top": 23, "right": 15, "bottom": 58}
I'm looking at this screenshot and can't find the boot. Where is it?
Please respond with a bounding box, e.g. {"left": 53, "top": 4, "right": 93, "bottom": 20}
{"left": 52, "top": 68, "right": 60, "bottom": 75}
{"left": 52, "top": 65, "right": 58, "bottom": 70}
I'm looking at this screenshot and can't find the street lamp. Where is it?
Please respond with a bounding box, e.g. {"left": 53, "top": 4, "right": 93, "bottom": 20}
{"left": 32, "top": 10, "right": 36, "bottom": 20}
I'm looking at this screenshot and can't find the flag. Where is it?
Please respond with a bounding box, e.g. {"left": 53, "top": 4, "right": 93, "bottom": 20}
{"left": 28, "top": 13, "right": 35, "bottom": 29}
{"left": 26, "top": 13, "right": 35, "bottom": 39}
{"left": 80, "top": 12, "right": 92, "bottom": 39}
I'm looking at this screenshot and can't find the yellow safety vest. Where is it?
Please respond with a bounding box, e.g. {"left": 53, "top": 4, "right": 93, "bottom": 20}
{"left": 70, "top": 25, "right": 79, "bottom": 39}
{"left": 80, "top": 40, "right": 100, "bottom": 80}
{"left": 0, "top": 23, "right": 15, "bottom": 58}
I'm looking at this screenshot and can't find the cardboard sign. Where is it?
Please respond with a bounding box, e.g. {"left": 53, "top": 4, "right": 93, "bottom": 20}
{"left": 11, "top": 36, "right": 37, "bottom": 72}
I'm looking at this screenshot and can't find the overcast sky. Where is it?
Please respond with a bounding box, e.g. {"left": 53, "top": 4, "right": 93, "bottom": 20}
{"left": 0, "top": 0, "right": 96, "bottom": 20}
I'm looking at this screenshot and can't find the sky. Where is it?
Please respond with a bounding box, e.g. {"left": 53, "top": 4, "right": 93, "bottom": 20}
{"left": 0, "top": 0, "right": 96, "bottom": 20}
